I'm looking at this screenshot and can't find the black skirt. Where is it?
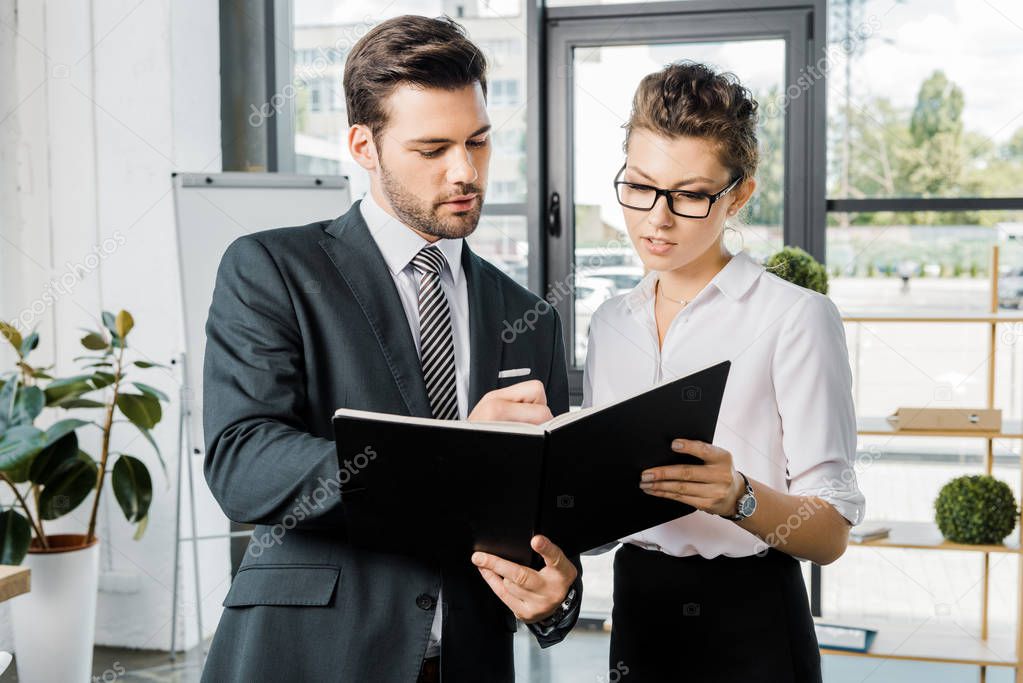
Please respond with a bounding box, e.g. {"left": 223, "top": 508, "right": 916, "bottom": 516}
{"left": 609, "top": 543, "right": 822, "bottom": 683}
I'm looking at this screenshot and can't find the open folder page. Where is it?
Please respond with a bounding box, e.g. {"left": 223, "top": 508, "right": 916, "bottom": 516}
{"left": 333, "top": 360, "right": 731, "bottom": 566}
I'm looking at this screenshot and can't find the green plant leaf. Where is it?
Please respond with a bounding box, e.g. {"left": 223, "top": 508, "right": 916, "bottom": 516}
{"left": 115, "top": 311, "right": 134, "bottom": 339}
{"left": 91, "top": 372, "right": 116, "bottom": 390}
{"left": 0, "top": 378, "right": 15, "bottom": 431}
{"left": 11, "top": 386, "right": 44, "bottom": 425}
{"left": 132, "top": 382, "right": 169, "bottom": 403}
{"left": 0, "top": 510, "right": 31, "bottom": 565}
{"left": 38, "top": 452, "right": 97, "bottom": 520}
{"left": 29, "top": 430, "right": 79, "bottom": 485}
{"left": 111, "top": 455, "right": 152, "bottom": 524}
{"left": 43, "top": 418, "right": 90, "bottom": 445}
{"left": 19, "top": 331, "right": 39, "bottom": 359}
{"left": 129, "top": 424, "right": 167, "bottom": 480}
{"left": 44, "top": 374, "right": 97, "bottom": 407}
{"left": 57, "top": 398, "right": 107, "bottom": 409}
{"left": 116, "top": 392, "right": 161, "bottom": 430}
{"left": 133, "top": 513, "right": 149, "bottom": 540}
{"left": 101, "top": 311, "right": 118, "bottom": 337}
{"left": 100, "top": 312, "right": 126, "bottom": 349}
{"left": 133, "top": 361, "right": 168, "bottom": 369}
{"left": 80, "top": 332, "right": 108, "bottom": 351}
{"left": 0, "top": 322, "right": 22, "bottom": 353}
{"left": 0, "top": 425, "right": 45, "bottom": 472}
{"left": 4, "top": 458, "right": 33, "bottom": 484}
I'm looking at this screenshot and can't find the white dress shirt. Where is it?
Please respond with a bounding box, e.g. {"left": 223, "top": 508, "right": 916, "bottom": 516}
{"left": 582, "top": 249, "right": 865, "bottom": 559}
{"left": 360, "top": 193, "right": 470, "bottom": 656}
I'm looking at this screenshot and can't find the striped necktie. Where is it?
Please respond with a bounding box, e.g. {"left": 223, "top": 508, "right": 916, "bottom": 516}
{"left": 411, "top": 245, "right": 459, "bottom": 420}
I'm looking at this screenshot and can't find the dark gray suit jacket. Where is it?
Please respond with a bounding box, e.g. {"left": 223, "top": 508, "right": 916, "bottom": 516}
{"left": 200, "top": 201, "right": 581, "bottom": 682}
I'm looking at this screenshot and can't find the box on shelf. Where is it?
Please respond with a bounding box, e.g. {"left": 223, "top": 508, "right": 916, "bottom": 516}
{"left": 886, "top": 407, "right": 1002, "bottom": 432}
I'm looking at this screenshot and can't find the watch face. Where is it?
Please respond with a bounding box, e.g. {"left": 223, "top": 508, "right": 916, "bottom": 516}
{"left": 739, "top": 494, "right": 757, "bottom": 517}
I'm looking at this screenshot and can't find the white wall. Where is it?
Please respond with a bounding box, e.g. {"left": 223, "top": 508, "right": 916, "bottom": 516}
{"left": 0, "top": 0, "right": 230, "bottom": 655}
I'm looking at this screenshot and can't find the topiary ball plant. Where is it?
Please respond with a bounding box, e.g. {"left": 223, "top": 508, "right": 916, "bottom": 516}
{"left": 934, "top": 475, "right": 1019, "bottom": 545}
{"left": 765, "top": 246, "right": 829, "bottom": 295}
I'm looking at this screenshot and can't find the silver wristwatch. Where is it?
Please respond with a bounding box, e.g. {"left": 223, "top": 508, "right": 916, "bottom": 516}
{"left": 532, "top": 586, "right": 577, "bottom": 636}
{"left": 724, "top": 471, "right": 756, "bottom": 521}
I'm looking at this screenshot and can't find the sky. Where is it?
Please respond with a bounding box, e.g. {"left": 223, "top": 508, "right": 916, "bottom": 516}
{"left": 840, "top": 0, "right": 1023, "bottom": 145}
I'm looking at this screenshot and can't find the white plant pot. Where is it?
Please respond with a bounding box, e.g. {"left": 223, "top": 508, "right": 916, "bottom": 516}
{"left": 10, "top": 534, "right": 100, "bottom": 683}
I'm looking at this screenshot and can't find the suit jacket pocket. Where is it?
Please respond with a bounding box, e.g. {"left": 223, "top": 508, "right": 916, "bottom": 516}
{"left": 222, "top": 564, "right": 341, "bottom": 607}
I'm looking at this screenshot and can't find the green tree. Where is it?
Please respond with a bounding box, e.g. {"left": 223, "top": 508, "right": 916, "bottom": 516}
{"left": 905, "top": 70, "right": 966, "bottom": 197}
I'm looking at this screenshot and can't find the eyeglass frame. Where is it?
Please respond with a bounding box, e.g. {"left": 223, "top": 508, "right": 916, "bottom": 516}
{"left": 613, "top": 163, "right": 743, "bottom": 219}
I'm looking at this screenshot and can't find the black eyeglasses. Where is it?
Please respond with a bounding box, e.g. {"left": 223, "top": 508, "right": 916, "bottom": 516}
{"left": 613, "top": 164, "right": 742, "bottom": 219}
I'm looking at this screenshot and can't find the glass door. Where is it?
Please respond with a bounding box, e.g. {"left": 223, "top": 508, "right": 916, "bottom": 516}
{"left": 544, "top": 5, "right": 822, "bottom": 377}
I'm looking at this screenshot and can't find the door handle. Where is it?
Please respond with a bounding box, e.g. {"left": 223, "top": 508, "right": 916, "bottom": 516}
{"left": 547, "top": 191, "right": 561, "bottom": 237}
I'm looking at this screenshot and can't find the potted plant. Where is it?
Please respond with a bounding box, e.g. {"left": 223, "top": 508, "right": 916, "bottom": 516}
{"left": 0, "top": 311, "right": 167, "bottom": 683}
{"left": 765, "top": 246, "right": 829, "bottom": 295}
{"left": 934, "top": 474, "right": 1019, "bottom": 545}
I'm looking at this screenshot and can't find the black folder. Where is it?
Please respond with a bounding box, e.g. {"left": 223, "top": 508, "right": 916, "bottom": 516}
{"left": 333, "top": 360, "right": 730, "bottom": 566}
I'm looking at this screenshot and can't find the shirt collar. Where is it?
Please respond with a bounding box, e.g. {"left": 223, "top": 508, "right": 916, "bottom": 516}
{"left": 359, "top": 192, "right": 464, "bottom": 285}
{"left": 625, "top": 250, "right": 764, "bottom": 311}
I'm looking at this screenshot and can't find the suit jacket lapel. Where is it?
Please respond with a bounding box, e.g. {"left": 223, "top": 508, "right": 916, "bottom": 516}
{"left": 319, "top": 202, "right": 432, "bottom": 417}
{"left": 462, "top": 243, "right": 505, "bottom": 410}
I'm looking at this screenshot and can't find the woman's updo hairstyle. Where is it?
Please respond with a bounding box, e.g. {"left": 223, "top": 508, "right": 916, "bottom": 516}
{"left": 623, "top": 60, "right": 759, "bottom": 183}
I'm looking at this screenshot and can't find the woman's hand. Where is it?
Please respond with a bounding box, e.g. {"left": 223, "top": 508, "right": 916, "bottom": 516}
{"left": 639, "top": 439, "right": 744, "bottom": 516}
{"left": 641, "top": 440, "right": 853, "bottom": 564}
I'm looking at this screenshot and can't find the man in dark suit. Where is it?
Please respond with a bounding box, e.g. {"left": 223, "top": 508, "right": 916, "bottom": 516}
{"left": 200, "top": 14, "right": 581, "bottom": 683}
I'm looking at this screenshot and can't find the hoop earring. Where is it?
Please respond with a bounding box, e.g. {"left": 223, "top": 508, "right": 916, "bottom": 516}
{"left": 724, "top": 224, "right": 745, "bottom": 253}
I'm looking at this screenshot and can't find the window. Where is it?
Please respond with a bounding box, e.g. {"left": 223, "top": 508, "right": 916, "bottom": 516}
{"left": 825, "top": 0, "right": 1023, "bottom": 316}
{"left": 479, "top": 38, "right": 522, "bottom": 65}
{"left": 820, "top": 0, "right": 1023, "bottom": 654}
{"left": 490, "top": 79, "right": 520, "bottom": 108}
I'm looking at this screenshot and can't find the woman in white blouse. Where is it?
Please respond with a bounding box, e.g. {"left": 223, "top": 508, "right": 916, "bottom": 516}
{"left": 583, "top": 62, "right": 865, "bottom": 682}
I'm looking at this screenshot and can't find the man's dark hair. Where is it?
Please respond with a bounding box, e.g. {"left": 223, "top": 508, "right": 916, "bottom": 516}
{"left": 343, "top": 15, "right": 488, "bottom": 139}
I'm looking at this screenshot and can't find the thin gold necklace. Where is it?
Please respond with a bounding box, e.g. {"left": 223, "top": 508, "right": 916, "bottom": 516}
{"left": 656, "top": 281, "right": 689, "bottom": 307}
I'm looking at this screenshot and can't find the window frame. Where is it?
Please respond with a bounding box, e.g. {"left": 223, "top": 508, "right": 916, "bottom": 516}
{"left": 540, "top": 0, "right": 826, "bottom": 402}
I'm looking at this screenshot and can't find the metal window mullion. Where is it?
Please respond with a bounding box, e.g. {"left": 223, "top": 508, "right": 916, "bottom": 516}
{"left": 827, "top": 197, "right": 1023, "bottom": 213}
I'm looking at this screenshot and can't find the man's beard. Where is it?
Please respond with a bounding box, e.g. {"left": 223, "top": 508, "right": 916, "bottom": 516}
{"left": 379, "top": 162, "right": 484, "bottom": 240}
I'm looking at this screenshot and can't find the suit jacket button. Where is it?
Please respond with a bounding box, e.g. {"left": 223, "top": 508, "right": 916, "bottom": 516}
{"left": 416, "top": 593, "right": 436, "bottom": 610}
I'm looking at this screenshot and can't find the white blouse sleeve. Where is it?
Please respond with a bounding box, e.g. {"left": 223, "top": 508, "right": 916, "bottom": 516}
{"left": 771, "top": 293, "right": 865, "bottom": 525}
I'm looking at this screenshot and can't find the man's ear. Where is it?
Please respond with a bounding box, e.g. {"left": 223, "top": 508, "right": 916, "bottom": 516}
{"left": 348, "top": 124, "right": 378, "bottom": 172}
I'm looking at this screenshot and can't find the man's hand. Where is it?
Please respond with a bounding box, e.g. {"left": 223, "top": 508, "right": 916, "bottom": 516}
{"left": 467, "top": 379, "right": 552, "bottom": 425}
{"left": 471, "top": 534, "right": 577, "bottom": 623}
{"left": 639, "top": 439, "right": 743, "bottom": 516}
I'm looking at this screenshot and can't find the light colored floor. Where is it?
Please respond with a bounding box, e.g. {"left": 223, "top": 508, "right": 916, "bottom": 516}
{"left": 0, "top": 631, "right": 1013, "bottom": 682}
